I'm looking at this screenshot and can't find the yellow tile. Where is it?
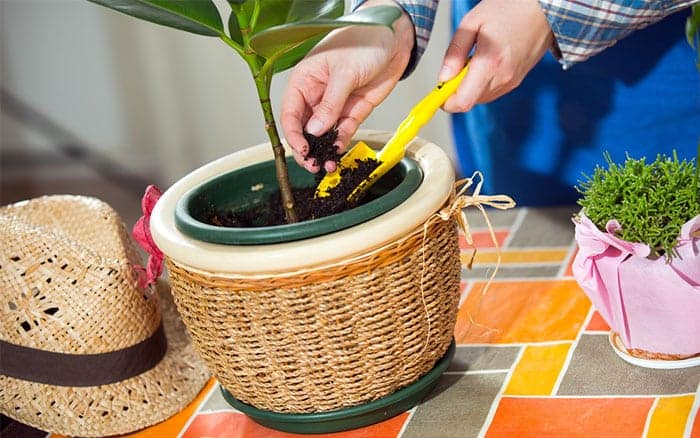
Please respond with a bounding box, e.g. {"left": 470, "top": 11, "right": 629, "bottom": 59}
{"left": 504, "top": 343, "right": 572, "bottom": 395}
{"left": 462, "top": 248, "right": 569, "bottom": 265}
{"left": 646, "top": 395, "right": 695, "bottom": 438}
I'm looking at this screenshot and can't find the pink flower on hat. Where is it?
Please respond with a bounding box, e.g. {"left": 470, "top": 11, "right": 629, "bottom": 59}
{"left": 132, "top": 185, "right": 164, "bottom": 288}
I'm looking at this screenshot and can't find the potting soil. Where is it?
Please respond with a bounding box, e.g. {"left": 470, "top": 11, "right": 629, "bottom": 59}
{"left": 304, "top": 128, "right": 341, "bottom": 169}
{"left": 208, "top": 130, "right": 381, "bottom": 227}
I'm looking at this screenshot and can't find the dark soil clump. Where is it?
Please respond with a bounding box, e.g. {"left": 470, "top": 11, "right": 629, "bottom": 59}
{"left": 208, "top": 130, "right": 382, "bottom": 227}
{"left": 304, "top": 128, "right": 341, "bottom": 169}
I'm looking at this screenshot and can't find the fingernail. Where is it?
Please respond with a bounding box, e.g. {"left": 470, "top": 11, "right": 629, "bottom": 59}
{"left": 438, "top": 65, "right": 452, "bottom": 82}
{"left": 306, "top": 119, "right": 323, "bottom": 135}
{"left": 303, "top": 158, "right": 319, "bottom": 173}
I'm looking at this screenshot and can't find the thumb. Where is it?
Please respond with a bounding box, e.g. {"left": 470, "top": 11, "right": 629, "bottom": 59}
{"left": 305, "top": 72, "right": 355, "bottom": 136}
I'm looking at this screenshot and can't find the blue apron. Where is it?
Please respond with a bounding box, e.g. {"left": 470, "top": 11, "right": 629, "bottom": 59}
{"left": 451, "top": 1, "right": 700, "bottom": 205}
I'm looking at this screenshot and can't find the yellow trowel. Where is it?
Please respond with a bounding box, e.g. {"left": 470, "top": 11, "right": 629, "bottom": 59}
{"left": 315, "top": 63, "right": 470, "bottom": 202}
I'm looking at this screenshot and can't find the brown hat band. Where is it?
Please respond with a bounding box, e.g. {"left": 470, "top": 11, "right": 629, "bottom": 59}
{"left": 0, "top": 323, "right": 167, "bottom": 387}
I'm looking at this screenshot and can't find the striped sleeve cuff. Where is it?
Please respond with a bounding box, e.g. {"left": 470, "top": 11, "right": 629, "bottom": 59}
{"left": 352, "top": 0, "right": 440, "bottom": 78}
{"left": 538, "top": 0, "right": 699, "bottom": 69}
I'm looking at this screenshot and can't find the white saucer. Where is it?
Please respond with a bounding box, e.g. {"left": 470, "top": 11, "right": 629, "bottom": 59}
{"left": 608, "top": 332, "right": 700, "bottom": 369}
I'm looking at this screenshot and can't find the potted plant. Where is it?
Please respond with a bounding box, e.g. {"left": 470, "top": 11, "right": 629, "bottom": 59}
{"left": 88, "top": 0, "right": 403, "bottom": 223}
{"left": 149, "top": 130, "right": 464, "bottom": 433}
{"left": 572, "top": 151, "right": 700, "bottom": 367}
{"left": 87, "top": 0, "right": 512, "bottom": 433}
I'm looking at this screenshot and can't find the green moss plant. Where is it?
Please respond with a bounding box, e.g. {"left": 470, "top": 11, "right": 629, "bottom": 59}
{"left": 576, "top": 151, "right": 700, "bottom": 260}
{"left": 86, "top": 0, "right": 402, "bottom": 223}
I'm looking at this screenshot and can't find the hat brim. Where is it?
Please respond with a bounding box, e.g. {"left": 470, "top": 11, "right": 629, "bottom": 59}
{"left": 0, "top": 282, "right": 210, "bottom": 437}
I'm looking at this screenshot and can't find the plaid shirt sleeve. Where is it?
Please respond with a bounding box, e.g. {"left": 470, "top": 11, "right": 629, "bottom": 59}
{"left": 538, "top": 0, "right": 699, "bottom": 69}
{"left": 351, "top": 0, "right": 440, "bottom": 78}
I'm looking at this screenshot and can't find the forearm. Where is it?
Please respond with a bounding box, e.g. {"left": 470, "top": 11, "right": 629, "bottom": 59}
{"left": 352, "top": 0, "right": 440, "bottom": 77}
{"left": 538, "top": 0, "right": 699, "bottom": 69}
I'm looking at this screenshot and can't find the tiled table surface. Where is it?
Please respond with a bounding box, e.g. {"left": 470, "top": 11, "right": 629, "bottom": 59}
{"left": 2, "top": 132, "right": 697, "bottom": 437}
{"left": 38, "top": 205, "right": 697, "bottom": 438}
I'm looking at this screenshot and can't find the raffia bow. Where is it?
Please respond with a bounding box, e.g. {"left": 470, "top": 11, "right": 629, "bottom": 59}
{"left": 437, "top": 171, "right": 515, "bottom": 269}
{"left": 431, "top": 171, "right": 515, "bottom": 341}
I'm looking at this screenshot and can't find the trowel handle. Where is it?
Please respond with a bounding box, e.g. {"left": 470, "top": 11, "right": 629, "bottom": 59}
{"left": 417, "top": 63, "right": 470, "bottom": 116}
{"left": 378, "top": 62, "right": 470, "bottom": 164}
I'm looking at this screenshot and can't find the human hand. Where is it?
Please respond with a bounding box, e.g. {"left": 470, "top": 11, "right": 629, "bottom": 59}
{"left": 280, "top": 0, "right": 414, "bottom": 173}
{"left": 439, "top": 0, "right": 553, "bottom": 113}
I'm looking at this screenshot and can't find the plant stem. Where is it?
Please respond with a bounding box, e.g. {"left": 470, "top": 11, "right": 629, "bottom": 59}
{"left": 250, "top": 0, "right": 261, "bottom": 32}
{"left": 253, "top": 71, "right": 299, "bottom": 223}
{"left": 219, "top": 32, "right": 245, "bottom": 57}
{"left": 222, "top": 18, "right": 298, "bottom": 224}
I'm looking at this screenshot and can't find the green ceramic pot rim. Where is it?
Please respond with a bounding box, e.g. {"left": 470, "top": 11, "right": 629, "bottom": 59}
{"left": 174, "top": 156, "right": 422, "bottom": 245}
{"left": 150, "top": 132, "right": 456, "bottom": 274}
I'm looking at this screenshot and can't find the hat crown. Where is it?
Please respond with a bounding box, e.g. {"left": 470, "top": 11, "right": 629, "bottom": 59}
{"left": 1, "top": 196, "right": 160, "bottom": 354}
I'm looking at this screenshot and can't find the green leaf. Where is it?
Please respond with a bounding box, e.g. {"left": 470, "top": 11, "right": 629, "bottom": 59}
{"left": 228, "top": 12, "right": 244, "bottom": 45}
{"left": 227, "top": 0, "right": 344, "bottom": 55}
{"left": 266, "top": 0, "right": 342, "bottom": 71}
{"left": 286, "top": 0, "right": 344, "bottom": 23}
{"left": 254, "top": 0, "right": 342, "bottom": 33}
{"left": 272, "top": 37, "right": 324, "bottom": 73}
{"left": 250, "top": 5, "right": 402, "bottom": 62}
{"left": 227, "top": 0, "right": 252, "bottom": 44}
{"left": 87, "top": 0, "right": 224, "bottom": 36}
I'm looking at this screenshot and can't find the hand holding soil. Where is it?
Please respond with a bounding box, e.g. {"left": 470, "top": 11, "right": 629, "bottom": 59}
{"left": 280, "top": 0, "right": 414, "bottom": 174}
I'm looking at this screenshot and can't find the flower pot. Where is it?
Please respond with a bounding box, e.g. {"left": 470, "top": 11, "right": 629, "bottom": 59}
{"left": 173, "top": 146, "right": 422, "bottom": 245}
{"left": 150, "top": 130, "right": 461, "bottom": 419}
{"left": 572, "top": 212, "right": 700, "bottom": 367}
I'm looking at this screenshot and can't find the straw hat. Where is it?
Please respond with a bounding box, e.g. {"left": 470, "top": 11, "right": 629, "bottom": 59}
{"left": 0, "top": 195, "right": 210, "bottom": 436}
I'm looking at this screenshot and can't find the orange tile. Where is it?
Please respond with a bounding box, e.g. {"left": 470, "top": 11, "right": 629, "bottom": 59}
{"left": 486, "top": 397, "right": 654, "bottom": 438}
{"left": 693, "top": 409, "right": 699, "bottom": 438}
{"left": 459, "top": 230, "right": 509, "bottom": 250}
{"left": 504, "top": 344, "right": 572, "bottom": 396}
{"left": 455, "top": 280, "right": 591, "bottom": 344}
{"left": 462, "top": 249, "right": 569, "bottom": 266}
{"left": 182, "top": 411, "right": 409, "bottom": 438}
{"left": 647, "top": 395, "right": 695, "bottom": 438}
{"left": 51, "top": 379, "right": 217, "bottom": 438}
{"left": 586, "top": 311, "right": 611, "bottom": 332}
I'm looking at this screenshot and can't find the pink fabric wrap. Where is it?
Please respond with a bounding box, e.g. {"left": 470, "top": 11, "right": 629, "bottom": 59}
{"left": 572, "top": 212, "right": 700, "bottom": 356}
{"left": 132, "top": 185, "right": 164, "bottom": 288}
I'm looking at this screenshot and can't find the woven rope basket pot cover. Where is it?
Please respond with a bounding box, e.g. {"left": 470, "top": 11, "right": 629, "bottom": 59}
{"left": 0, "top": 195, "right": 210, "bottom": 437}
{"left": 151, "top": 131, "right": 461, "bottom": 413}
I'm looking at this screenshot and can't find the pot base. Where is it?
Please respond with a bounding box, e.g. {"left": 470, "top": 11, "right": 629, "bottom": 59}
{"left": 220, "top": 340, "right": 456, "bottom": 434}
{"left": 609, "top": 332, "right": 700, "bottom": 369}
